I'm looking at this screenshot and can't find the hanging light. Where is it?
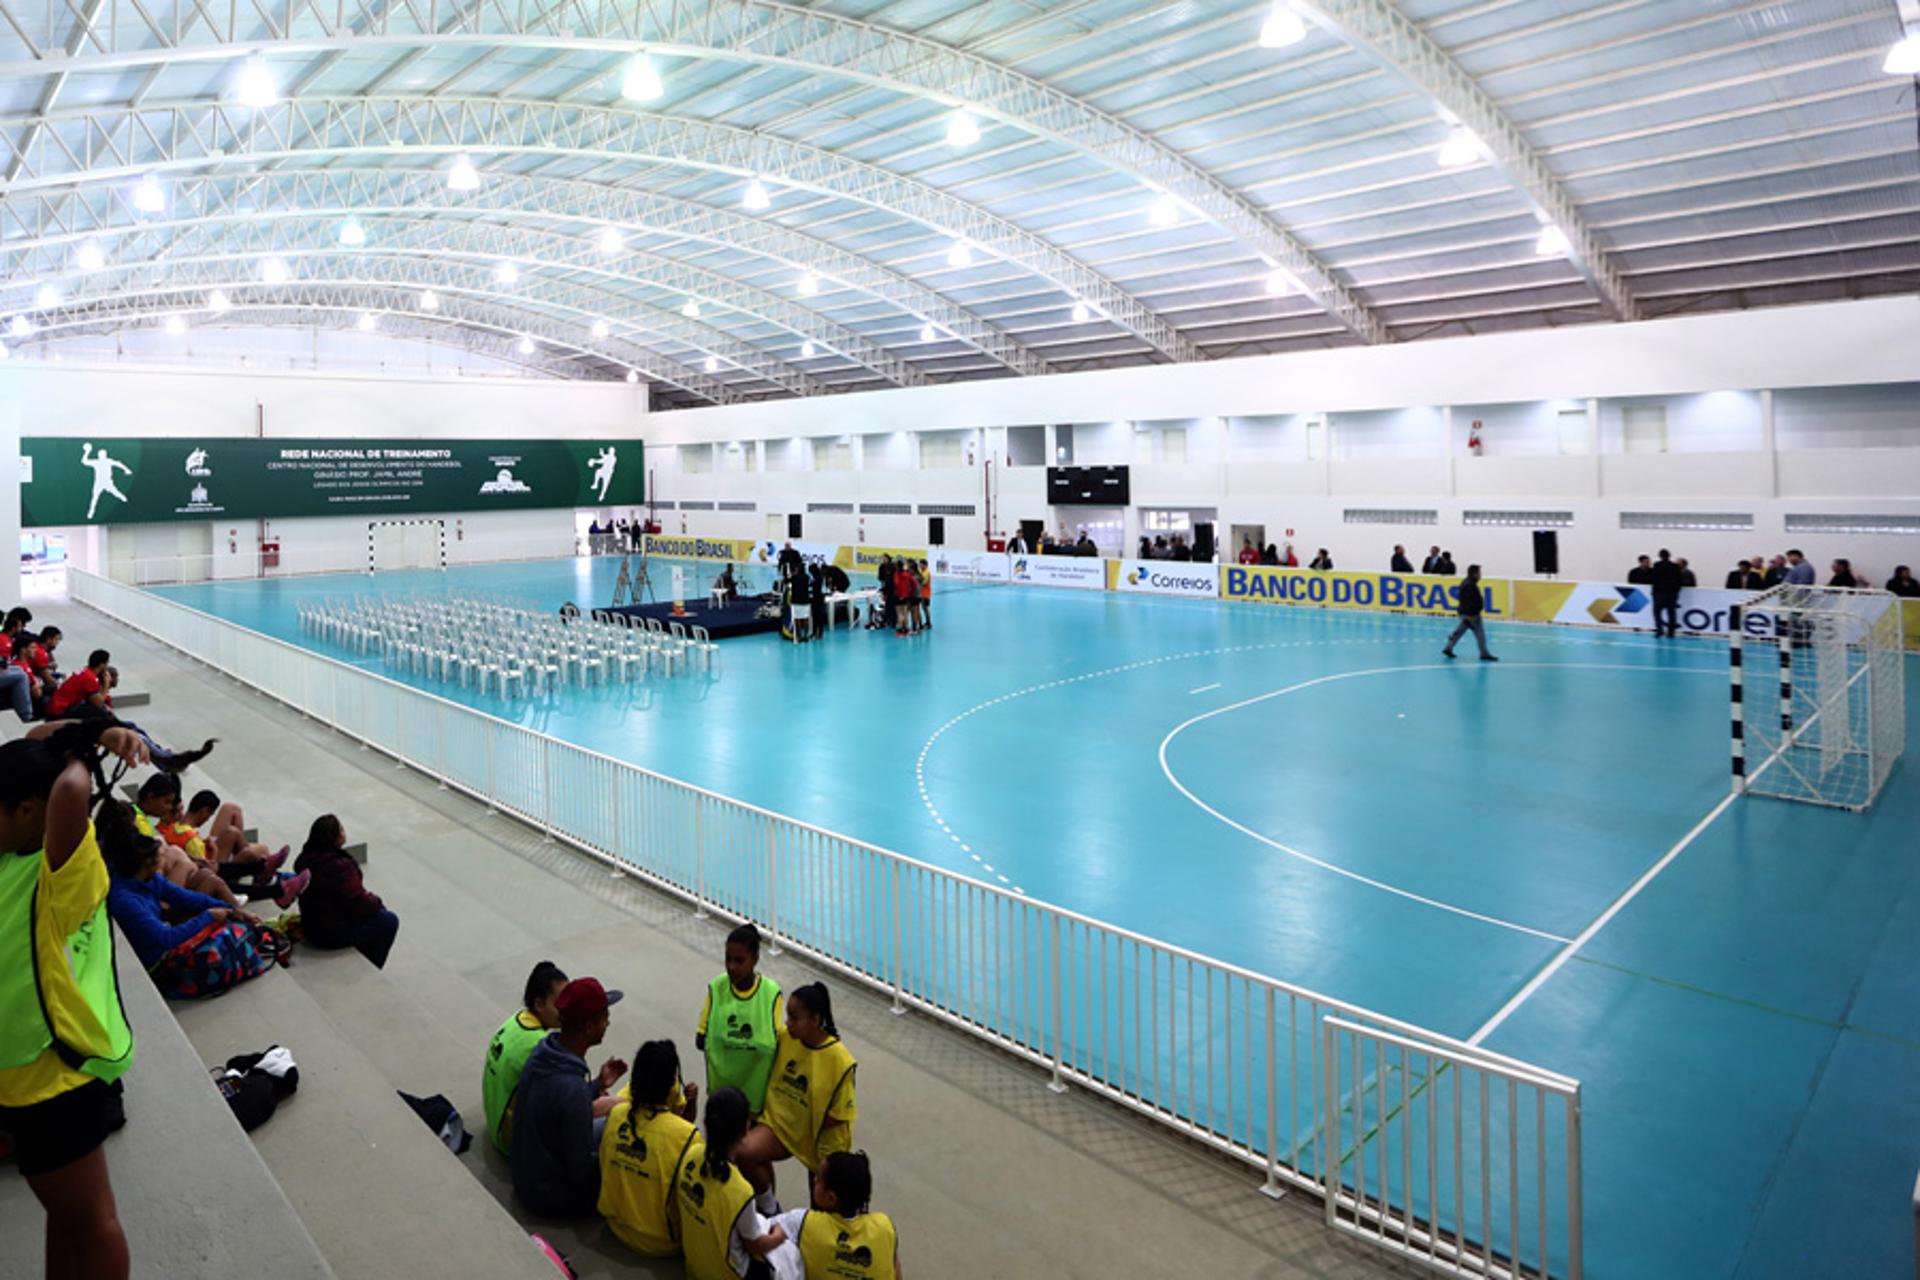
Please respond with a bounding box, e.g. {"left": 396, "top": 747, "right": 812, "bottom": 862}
{"left": 207, "top": 288, "right": 232, "bottom": 313}
{"left": 260, "top": 257, "right": 290, "bottom": 284}
{"left": 447, "top": 153, "right": 481, "bottom": 192}
{"left": 517, "top": 335, "right": 536, "bottom": 355}
{"left": 0, "top": 341, "right": 9, "bottom": 361}
{"left": 9, "top": 315, "right": 34, "bottom": 338}
{"left": 494, "top": 261, "right": 520, "bottom": 285}
{"left": 74, "top": 240, "right": 107, "bottom": 272}
{"left": 621, "top": 51, "right": 665, "bottom": 102}
{"left": 800, "top": 339, "right": 818, "bottom": 358}
{"left": 417, "top": 289, "right": 440, "bottom": 312}
{"left": 1265, "top": 268, "right": 1295, "bottom": 296}
{"left": 741, "top": 178, "right": 771, "bottom": 212}
{"left": 1259, "top": 2, "right": 1308, "bottom": 48}
{"left": 796, "top": 272, "right": 820, "bottom": 297}
{"left": 34, "top": 284, "right": 61, "bottom": 309}
{"left": 945, "top": 240, "right": 974, "bottom": 269}
{"left": 1436, "top": 127, "right": 1479, "bottom": 168}
{"left": 1885, "top": 31, "right": 1920, "bottom": 74}
{"left": 163, "top": 314, "right": 187, "bottom": 336}
{"left": 919, "top": 323, "right": 938, "bottom": 343}
{"left": 590, "top": 319, "right": 610, "bottom": 339}
{"left": 625, "top": 370, "right": 640, "bottom": 384}
{"left": 1070, "top": 300, "right": 1093, "bottom": 324}
{"left": 1534, "top": 225, "right": 1570, "bottom": 256}
{"left": 133, "top": 174, "right": 166, "bottom": 214}
{"left": 337, "top": 218, "right": 367, "bottom": 247}
{"left": 596, "top": 226, "right": 624, "bottom": 255}
{"left": 681, "top": 298, "right": 701, "bottom": 318}
{"left": 234, "top": 56, "right": 279, "bottom": 109}
{"left": 1147, "top": 194, "right": 1181, "bottom": 227}
{"left": 945, "top": 109, "right": 981, "bottom": 147}
{"left": 703, "top": 355, "right": 719, "bottom": 373}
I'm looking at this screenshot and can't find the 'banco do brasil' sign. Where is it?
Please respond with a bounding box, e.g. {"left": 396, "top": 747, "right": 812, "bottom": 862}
{"left": 19, "top": 437, "right": 644, "bottom": 526}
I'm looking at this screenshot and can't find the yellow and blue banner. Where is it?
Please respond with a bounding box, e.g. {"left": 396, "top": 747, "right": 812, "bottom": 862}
{"left": 1220, "top": 566, "right": 1508, "bottom": 617}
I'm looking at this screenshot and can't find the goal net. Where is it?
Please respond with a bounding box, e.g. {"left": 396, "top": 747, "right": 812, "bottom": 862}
{"left": 1731, "top": 585, "right": 1906, "bottom": 810}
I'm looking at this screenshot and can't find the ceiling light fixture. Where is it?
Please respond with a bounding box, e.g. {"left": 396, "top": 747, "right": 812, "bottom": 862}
{"left": 946, "top": 240, "right": 974, "bottom": 269}
{"left": 945, "top": 109, "right": 981, "bottom": 147}
{"left": 590, "top": 319, "right": 610, "bottom": 339}
{"left": 597, "top": 226, "right": 624, "bottom": 255}
{"left": 418, "top": 289, "right": 440, "bottom": 312}
{"left": 622, "top": 51, "right": 665, "bottom": 102}
{"left": 1265, "top": 268, "right": 1295, "bottom": 296}
{"left": 447, "top": 153, "right": 481, "bottom": 192}
{"left": 800, "top": 340, "right": 817, "bottom": 358}
{"left": 919, "top": 323, "right": 938, "bottom": 343}
{"left": 0, "top": 342, "right": 10, "bottom": 361}
{"left": 517, "top": 335, "right": 536, "bottom": 355}
{"left": 1535, "top": 225, "right": 1570, "bottom": 256}
{"left": 132, "top": 174, "right": 166, "bottom": 213}
{"left": 7, "top": 315, "right": 31, "bottom": 339}
{"left": 682, "top": 299, "right": 701, "bottom": 318}
{"left": 261, "top": 257, "right": 290, "bottom": 284}
{"left": 1148, "top": 195, "right": 1181, "bottom": 227}
{"left": 703, "top": 355, "right": 719, "bottom": 373}
{"left": 75, "top": 240, "right": 106, "bottom": 272}
{"left": 164, "top": 314, "right": 187, "bottom": 336}
{"left": 234, "top": 56, "right": 279, "bottom": 109}
{"left": 34, "top": 284, "right": 61, "bottom": 310}
{"left": 494, "top": 261, "right": 520, "bottom": 285}
{"left": 357, "top": 312, "right": 379, "bottom": 332}
{"left": 742, "top": 178, "right": 771, "bottom": 211}
{"left": 1885, "top": 31, "right": 1920, "bottom": 75}
{"left": 796, "top": 273, "right": 822, "bottom": 298}
{"left": 1436, "top": 126, "right": 1479, "bottom": 168}
{"left": 337, "top": 218, "right": 367, "bottom": 247}
{"left": 625, "top": 370, "right": 640, "bottom": 384}
{"left": 1071, "top": 301, "right": 1093, "bottom": 324}
{"left": 208, "top": 288, "right": 232, "bottom": 313}
{"left": 1259, "top": 2, "right": 1308, "bottom": 49}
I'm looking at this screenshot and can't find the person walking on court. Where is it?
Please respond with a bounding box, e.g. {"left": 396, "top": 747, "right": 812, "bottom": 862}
{"left": 1441, "top": 565, "right": 1497, "bottom": 662}
{"left": 1649, "top": 549, "right": 1683, "bottom": 638}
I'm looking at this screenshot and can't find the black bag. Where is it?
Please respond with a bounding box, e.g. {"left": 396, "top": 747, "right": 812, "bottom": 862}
{"left": 398, "top": 1090, "right": 472, "bottom": 1154}
{"left": 213, "top": 1044, "right": 299, "bottom": 1131}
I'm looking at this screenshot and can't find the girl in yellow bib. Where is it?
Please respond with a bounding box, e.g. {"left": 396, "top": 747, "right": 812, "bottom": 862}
{"left": 735, "top": 983, "right": 856, "bottom": 1216}
{"left": 770, "top": 1152, "right": 902, "bottom": 1279}
{"left": 0, "top": 720, "right": 148, "bottom": 1280}
{"left": 597, "top": 1039, "right": 700, "bottom": 1257}
{"left": 675, "top": 1086, "right": 800, "bottom": 1279}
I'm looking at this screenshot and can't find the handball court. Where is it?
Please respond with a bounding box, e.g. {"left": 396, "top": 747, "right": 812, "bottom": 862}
{"left": 154, "top": 559, "right": 1920, "bottom": 1280}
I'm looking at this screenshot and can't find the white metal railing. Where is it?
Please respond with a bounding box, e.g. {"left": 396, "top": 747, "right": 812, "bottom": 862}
{"left": 69, "top": 567, "right": 1582, "bottom": 1278}
{"left": 1323, "top": 1017, "right": 1581, "bottom": 1280}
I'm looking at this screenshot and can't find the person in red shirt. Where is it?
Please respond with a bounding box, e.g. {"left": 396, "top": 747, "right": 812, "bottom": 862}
{"left": 47, "top": 649, "right": 112, "bottom": 719}
{"left": 1237, "top": 537, "right": 1259, "bottom": 565}
{"left": 0, "top": 607, "right": 33, "bottom": 720}
{"left": 892, "top": 565, "right": 917, "bottom": 636}
{"left": 21, "top": 625, "right": 62, "bottom": 708}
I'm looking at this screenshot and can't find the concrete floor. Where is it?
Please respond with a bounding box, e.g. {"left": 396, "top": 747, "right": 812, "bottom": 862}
{"left": 18, "top": 599, "right": 1404, "bottom": 1280}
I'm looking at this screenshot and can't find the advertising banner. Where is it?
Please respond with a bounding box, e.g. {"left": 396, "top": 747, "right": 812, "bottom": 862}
{"left": 22, "top": 436, "right": 643, "bottom": 527}
{"left": 1111, "top": 559, "right": 1220, "bottom": 599}
{"left": 1511, "top": 581, "right": 1762, "bottom": 637}
{"left": 1221, "top": 566, "right": 1508, "bottom": 617}
{"left": 931, "top": 549, "right": 1011, "bottom": 583}
{"left": 642, "top": 534, "right": 759, "bottom": 562}
{"left": 837, "top": 543, "right": 929, "bottom": 574}
{"left": 1010, "top": 555, "right": 1106, "bottom": 590}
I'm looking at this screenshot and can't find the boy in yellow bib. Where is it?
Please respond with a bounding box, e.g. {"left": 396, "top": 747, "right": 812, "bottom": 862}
{"left": 770, "top": 1152, "right": 902, "bottom": 1279}
{"left": 735, "top": 983, "right": 856, "bottom": 1217}
{"left": 597, "top": 1039, "right": 700, "bottom": 1256}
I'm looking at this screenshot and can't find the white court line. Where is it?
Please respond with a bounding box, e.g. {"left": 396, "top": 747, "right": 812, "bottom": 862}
{"left": 1189, "top": 682, "right": 1222, "bottom": 694}
{"left": 1160, "top": 662, "right": 1728, "bottom": 946}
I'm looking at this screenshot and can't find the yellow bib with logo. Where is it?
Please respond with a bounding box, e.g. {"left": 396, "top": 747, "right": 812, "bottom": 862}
{"left": 762, "top": 1031, "right": 857, "bottom": 1172}
{"left": 598, "top": 1100, "right": 699, "bottom": 1257}
{"left": 675, "top": 1139, "right": 756, "bottom": 1280}
{"left": 798, "top": 1210, "right": 897, "bottom": 1280}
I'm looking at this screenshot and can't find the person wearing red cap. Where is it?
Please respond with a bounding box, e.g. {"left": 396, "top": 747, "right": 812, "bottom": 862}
{"left": 511, "top": 976, "right": 630, "bottom": 1219}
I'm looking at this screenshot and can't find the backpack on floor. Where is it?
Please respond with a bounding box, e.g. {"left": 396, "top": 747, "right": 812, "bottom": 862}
{"left": 397, "top": 1090, "right": 472, "bottom": 1154}
{"left": 213, "top": 1044, "right": 299, "bottom": 1131}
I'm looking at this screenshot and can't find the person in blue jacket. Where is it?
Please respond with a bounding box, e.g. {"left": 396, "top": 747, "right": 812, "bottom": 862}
{"left": 103, "top": 805, "right": 275, "bottom": 1000}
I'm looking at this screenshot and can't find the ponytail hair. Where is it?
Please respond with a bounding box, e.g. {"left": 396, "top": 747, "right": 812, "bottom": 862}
{"left": 701, "top": 1087, "right": 750, "bottom": 1182}
{"left": 303, "top": 814, "right": 344, "bottom": 860}
{"left": 97, "top": 799, "right": 157, "bottom": 880}
{"left": 789, "top": 982, "right": 837, "bottom": 1038}
{"left": 725, "top": 922, "right": 762, "bottom": 957}
{"left": 820, "top": 1151, "right": 872, "bottom": 1216}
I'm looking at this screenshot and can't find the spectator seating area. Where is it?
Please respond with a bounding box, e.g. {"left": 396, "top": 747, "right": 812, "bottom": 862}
{"left": 0, "top": 603, "right": 1394, "bottom": 1280}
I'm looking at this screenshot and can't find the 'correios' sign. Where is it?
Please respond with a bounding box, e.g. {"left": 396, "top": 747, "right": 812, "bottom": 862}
{"left": 19, "top": 436, "right": 643, "bottom": 526}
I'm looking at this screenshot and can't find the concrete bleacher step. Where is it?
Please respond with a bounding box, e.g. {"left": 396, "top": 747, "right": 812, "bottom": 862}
{"left": 170, "top": 956, "right": 554, "bottom": 1280}
{"left": 0, "top": 934, "right": 334, "bottom": 1280}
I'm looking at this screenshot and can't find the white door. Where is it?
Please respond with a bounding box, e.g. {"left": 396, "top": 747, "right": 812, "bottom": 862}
{"left": 1622, "top": 404, "right": 1668, "bottom": 454}
{"left": 1557, "top": 408, "right": 1591, "bottom": 455}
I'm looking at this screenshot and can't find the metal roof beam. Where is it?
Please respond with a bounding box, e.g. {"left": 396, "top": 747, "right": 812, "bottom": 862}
{"left": 1298, "top": 0, "right": 1639, "bottom": 323}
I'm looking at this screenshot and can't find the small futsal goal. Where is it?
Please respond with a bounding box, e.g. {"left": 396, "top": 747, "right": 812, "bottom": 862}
{"left": 1731, "top": 584, "right": 1906, "bottom": 811}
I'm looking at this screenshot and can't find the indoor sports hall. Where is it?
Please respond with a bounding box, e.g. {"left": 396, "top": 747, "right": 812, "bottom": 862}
{"left": 2, "top": 6, "right": 1918, "bottom": 1280}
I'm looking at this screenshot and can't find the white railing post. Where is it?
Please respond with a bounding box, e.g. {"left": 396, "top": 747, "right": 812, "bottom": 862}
{"left": 1262, "top": 983, "right": 1283, "bottom": 1199}
{"left": 767, "top": 822, "right": 782, "bottom": 956}
{"left": 1568, "top": 1094, "right": 1584, "bottom": 1280}
{"left": 693, "top": 799, "right": 708, "bottom": 919}
{"left": 484, "top": 727, "right": 497, "bottom": 814}
{"left": 1322, "top": 1017, "right": 1341, "bottom": 1228}
{"left": 541, "top": 741, "right": 556, "bottom": 843}
{"left": 889, "top": 860, "right": 904, "bottom": 1016}
{"left": 1047, "top": 913, "right": 1068, "bottom": 1094}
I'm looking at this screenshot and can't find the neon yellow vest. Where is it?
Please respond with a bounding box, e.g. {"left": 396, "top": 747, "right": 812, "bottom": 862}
{"left": 675, "top": 1139, "right": 757, "bottom": 1280}
{"left": 703, "top": 973, "right": 781, "bottom": 1113}
{"left": 763, "top": 1033, "right": 857, "bottom": 1171}
{"left": 0, "top": 827, "right": 136, "bottom": 1093}
{"left": 598, "top": 1099, "right": 699, "bottom": 1257}
{"left": 798, "top": 1210, "right": 897, "bottom": 1280}
{"left": 482, "top": 1011, "right": 548, "bottom": 1153}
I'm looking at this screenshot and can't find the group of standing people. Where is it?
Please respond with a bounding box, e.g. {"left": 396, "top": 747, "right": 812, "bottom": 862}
{"left": 871, "top": 557, "right": 931, "bottom": 637}
{"left": 484, "top": 924, "right": 900, "bottom": 1278}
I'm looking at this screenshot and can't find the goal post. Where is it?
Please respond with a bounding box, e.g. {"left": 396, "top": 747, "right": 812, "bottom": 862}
{"left": 1731, "top": 584, "right": 1907, "bottom": 811}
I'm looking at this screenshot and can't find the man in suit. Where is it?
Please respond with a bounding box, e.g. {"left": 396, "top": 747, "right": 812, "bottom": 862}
{"left": 1649, "top": 549, "right": 1683, "bottom": 638}
{"left": 1421, "top": 546, "right": 1443, "bottom": 574}
{"left": 1390, "top": 546, "right": 1413, "bottom": 573}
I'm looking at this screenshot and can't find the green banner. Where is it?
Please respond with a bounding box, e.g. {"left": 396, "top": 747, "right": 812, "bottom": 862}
{"left": 19, "top": 437, "right": 644, "bottom": 526}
